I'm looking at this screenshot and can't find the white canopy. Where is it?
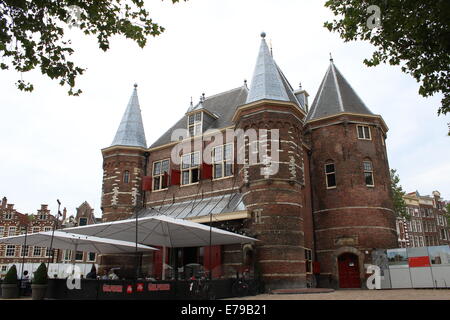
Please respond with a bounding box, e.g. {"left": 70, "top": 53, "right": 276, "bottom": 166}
{"left": 0, "top": 231, "right": 158, "bottom": 254}
{"left": 64, "top": 215, "right": 257, "bottom": 248}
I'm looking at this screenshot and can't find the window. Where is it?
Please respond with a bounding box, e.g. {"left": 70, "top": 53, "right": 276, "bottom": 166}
{"left": 410, "top": 237, "right": 415, "bottom": 247}
{"left": 417, "top": 221, "right": 422, "bottom": 232}
{"left": 363, "top": 160, "right": 374, "bottom": 186}
{"left": 441, "top": 229, "right": 447, "bottom": 240}
{"left": 21, "top": 245, "right": 29, "bottom": 257}
{"left": 1, "top": 265, "right": 7, "bottom": 272}
{"left": 88, "top": 252, "right": 96, "bottom": 262}
{"left": 123, "top": 170, "right": 130, "bottom": 184}
{"left": 4, "top": 212, "right": 12, "bottom": 220}
{"left": 75, "top": 251, "right": 84, "bottom": 261}
{"left": 38, "top": 214, "right": 46, "bottom": 220}
{"left": 253, "top": 209, "right": 262, "bottom": 224}
{"left": 32, "top": 227, "right": 40, "bottom": 233}
{"left": 213, "top": 144, "right": 233, "bottom": 179}
{"left": 305, "top": 249, "right": 312, "bottom": 273}
{"left": 181, "top": 152, "right": 200, "bottom": 185}
{"left": 412, "top": 220, "right": 417, "bottom": 232}
{"left": 325, "top": 162, "right": 336, "bottom": 188}
{"left": 419, "top": 236, "right": 424, "bottom": 247}
{"left": 0, "top": 226, "right": 4, "bottom": 237}
{"left": 357, "top": 125, "right": 371, "bottom": 140}
{"left": 6, "top": 245, "right": 15, "bottom": 257}
{"left": 415, "top": 236, "right": 419, "bottom": 247}
{"left": 188, "top": 112, "right": 202, "bottom": 136}
{"left": 79, "top": 218, "right": 88, "bottom": 226}
{"left": 45, "top": 247, "right": 52, "bottom": 257}
{"left": 63, "top": 250, "right": 72, "bottom": 261}
{"left": 8, "top": 227, "right": 16, "bottom": 237}
{"left": 44, "top": 227, "right": 52, "bottom": 232}
{"left": 33, "top": 247, "right": 42, "bottom": 257}
{"left": 153, "top": 159, "right": 170, "bottom": 190}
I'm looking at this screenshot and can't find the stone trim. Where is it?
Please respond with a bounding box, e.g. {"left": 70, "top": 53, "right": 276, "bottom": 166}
{"left": 315, "top": 226, "right": 397, "bottom": 233}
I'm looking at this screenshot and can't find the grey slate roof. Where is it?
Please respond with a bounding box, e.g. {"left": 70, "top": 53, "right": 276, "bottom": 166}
{"left": 306, "top": 60, "right": 373, "bottom": 121}
{"left": 246, "top": 35, "right": 290, "bottom": 104}
{"left": 135, "top": 193, "right": 246, "bottom": 220}
{"left": 149, "top": 86, "right": 248, "bottom": 148}
{"left": 111, "top": 85, "right": 147, "bottom": 148}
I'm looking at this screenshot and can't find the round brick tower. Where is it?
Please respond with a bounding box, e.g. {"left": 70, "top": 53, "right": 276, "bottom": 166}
{"left": 99, "top": 84, "right": 148, "bottom": 278}
{"left": 233, "top": 34, "right": 309, "bottom": 290}
{"left": 305, "top": 59, "right": 398, "bottom": 288}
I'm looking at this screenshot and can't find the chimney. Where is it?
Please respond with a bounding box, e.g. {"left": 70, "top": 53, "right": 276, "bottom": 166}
{"left": 62, "top": 207, "right": 67, "bottom": 221}
{"left": 1, "top": 197, "right": 7, "bottom": 209}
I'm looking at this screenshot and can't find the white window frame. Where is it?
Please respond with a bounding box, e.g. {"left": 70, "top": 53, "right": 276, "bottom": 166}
{"left": 0, "top": 226, "right": 4, "bottom": 237}
{"left": 63, "top": 250, "right": 72, "bottom": 262}
{"left": 123, "top": 170, "right": 130, "bottom": 184}
{"left": 33, "top": 246, "right": 42, "bottom": 257}
{"left": 5, "top": 245, "right": 15, "bottom": 257}
{"left": 152, "top": 159, "right": 170, "bottom": 191}
{"left": 78, "top": 217, "right": 88, "bottom": 226}
{"left": 325, "top": 162, "right": 337, "bottom": 189}
{"left": 212, "top": 144, "right": 234, "bottom": 180}
{"left": 44, "top": 227, "right": 52, "bottom": 232}
{"left": 363, "top": 160, "right": 375, "bottom": 187}
{"left": 4, "top": 212, "right": 13, "bottom": 220}
{"left": 8, "top": 226, "right": 16, "bottom": 237}
{"left": 32, "top": 227, "right": 40, "bottom": 233}
{"left": 357, "top": 125, "right": 371, "bottom": 140}
{"left": 87, "top": 252, "right": 96, "bottom": 262}
{"left": 187, "top": 112, "right": 203, "bottom": 137}
{"left": 21, "top": 245, "right": 29, "bottom": 257}
{"left": 305, "top": 249, "right": 313, "bottom": 274}
{"left": 181, "top": 151, "right": 201, "bottom": 186}
{"left": 75, "top": 251, "right": 84, "bottom": 262}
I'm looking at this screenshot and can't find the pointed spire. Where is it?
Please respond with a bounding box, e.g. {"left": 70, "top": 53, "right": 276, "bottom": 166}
{"left": 307, "top": 59, "right": 374, "bottom": 121}
{"left": 245, "top": 32, "right": 290, "bottom": 104}
{"left": 111, "top": 84, "right": 147, "bottom": 148}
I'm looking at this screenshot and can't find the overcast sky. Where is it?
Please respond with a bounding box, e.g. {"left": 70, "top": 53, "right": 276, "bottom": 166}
{"left": 0, "top": 0, "right": 448, "bottom": 218}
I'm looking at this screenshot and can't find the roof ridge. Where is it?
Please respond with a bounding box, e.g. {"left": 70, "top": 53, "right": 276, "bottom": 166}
{"left": 203, "top": 85, "right": 247, "bottom": 101}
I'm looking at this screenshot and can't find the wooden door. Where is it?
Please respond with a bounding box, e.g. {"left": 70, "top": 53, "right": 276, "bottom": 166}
{"left": 338, "top": 253, "right": 360, "bottom": 288}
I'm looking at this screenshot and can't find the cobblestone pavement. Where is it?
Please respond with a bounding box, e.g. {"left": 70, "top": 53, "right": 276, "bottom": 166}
{"left": 226, "top": 289, "right": 450, "bottom": 300}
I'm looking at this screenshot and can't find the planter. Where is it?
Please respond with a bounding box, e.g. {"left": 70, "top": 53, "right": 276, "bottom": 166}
{"left": 1, "top": 283, "right": 19, "bottom": 299}
{"left": 31, "top": 284, "right": 48, "bottom": 300}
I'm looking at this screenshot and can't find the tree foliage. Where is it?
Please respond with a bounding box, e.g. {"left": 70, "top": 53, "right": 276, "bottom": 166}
{"left": 390, "top": 169, "right": 409, "bottom": 220}
{"left": 324, "top": 0, "right": 450, "bottom": 117}
{"left": 33, "top": 263, "right": 48, "bottom": 285}
{"left": 3, "top": 265, "right": 18, "bottom": 284}
{"left": 0, "top": 0, "right": 182, "bottom": 95}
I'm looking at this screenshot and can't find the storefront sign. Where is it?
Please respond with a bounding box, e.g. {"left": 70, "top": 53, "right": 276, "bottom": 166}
{"left": 148, "top": 283, "right": 171, "bottom": 291}
{"left": 102, "top": 284, "right": 123, "bottom": 293}
{"left": 408, "top": 256, "right": 430, "bottom": 268}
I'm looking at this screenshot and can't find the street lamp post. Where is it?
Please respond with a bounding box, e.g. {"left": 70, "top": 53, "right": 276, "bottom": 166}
{"left": 47, "top": 199, "right": 61, "bottom": 270}
{"left": 20, "top": 225, "right": 28, "bottom": 278}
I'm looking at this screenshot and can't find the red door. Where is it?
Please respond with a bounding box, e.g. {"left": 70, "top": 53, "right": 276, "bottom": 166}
{"left": 338, "top": 253, "right": 360, "bottom": 288}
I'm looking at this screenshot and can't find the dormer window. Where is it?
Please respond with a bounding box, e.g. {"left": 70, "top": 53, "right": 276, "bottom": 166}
{"left": 4, "top": 213, "right": 12, "bottom": 220}
{"left": 188, "top": 112, "right": 203, "bottom": 136}
{"left": 38, "top": 214, "right": 47, "bottom": 220}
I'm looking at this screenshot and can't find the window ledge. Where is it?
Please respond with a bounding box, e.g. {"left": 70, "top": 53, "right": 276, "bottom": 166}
{"left": 180, "top": 182, "right": 200, "bottom": 188}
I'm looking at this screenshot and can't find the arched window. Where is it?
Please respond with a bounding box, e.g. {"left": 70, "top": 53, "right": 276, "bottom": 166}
{"left": 363, "top": 160, "right": 374, "bottom": 186}
{"left": 123, "top": 170, "right": 130, "bottom": 184}
{"left": 324, "top": 160, "right": 336, "bottom": 189}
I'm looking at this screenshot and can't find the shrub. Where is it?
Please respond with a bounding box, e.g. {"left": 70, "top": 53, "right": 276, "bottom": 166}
{"left": 3, "top": 265, "right": 18, "bottom": 284}
{"left": 33, "top": 263, "right": 48, "bottom": 285}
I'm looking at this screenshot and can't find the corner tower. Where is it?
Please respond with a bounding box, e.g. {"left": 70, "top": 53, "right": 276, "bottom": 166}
{"left": 101, "top": 84, "right": 148, "bottom": 222}
{"left": 305, "top": 58, "right": 398, "bottom": 288}
{"left": 233, "top": 33, "right": 313, "bottom": 290}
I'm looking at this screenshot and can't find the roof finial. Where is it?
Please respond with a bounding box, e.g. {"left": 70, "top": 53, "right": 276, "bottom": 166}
{"left": 244, "top": 79, "right": 248, "bottom": 89}
{"left": 299, "top": 82, "right": 302, "bottom": 90}
{"left": 134, "top": 83, "right": 138, "bottom": 88}
{"left": 329, "top": 52, "right": 334, "bottom": 62}
{"left": 260, "top": 31, "right": 266, "bottom": 39}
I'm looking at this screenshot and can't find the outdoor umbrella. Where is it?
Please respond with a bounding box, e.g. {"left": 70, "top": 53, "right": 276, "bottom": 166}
{"left": 0, "top": 231, "right": 158, "bottom": 254}
{"left": 63, "top": 215, "right": 257, "bottom": 248}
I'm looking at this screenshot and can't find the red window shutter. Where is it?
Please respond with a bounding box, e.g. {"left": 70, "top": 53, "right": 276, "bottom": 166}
{"left": 171, "top": 169, "right": 180, "bottom": 185}
{"left": 204, "top": 245, "right": 222, "bottom": 278}
{"left": 142, "top": 176, "right": 152, "bottom": 191}
{"left": 201, "top": 163, "right": 213, "bottom": 180}
{"left": 313, "top": 261, "right": 321, "bottom": 274}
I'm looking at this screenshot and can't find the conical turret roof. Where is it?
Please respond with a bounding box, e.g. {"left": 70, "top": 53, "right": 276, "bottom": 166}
{"left": 111, "top": 84, "right": 147, "bottom": 148}
{"left": 246, "top": 33, "right": 291, "bottom": 104}
{"left": 307, "top": 59, "right": 373, "bottom": 121}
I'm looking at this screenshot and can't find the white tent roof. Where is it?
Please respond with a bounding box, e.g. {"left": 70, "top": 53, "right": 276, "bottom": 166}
{"left": 0, "top": 231, "right": 157, "bottom": 254}
{"left": 63, "top": 215, "right": 257, "bottom": 248}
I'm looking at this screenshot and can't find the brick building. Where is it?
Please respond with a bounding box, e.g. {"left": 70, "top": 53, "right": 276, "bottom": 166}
{"left": 100, "top": 33, "right": 399, "bottom": 289}
{"left": 0, "top": 197, "right": 100, "bottom": 275}
{"left": 396, "top": 191, "right": 449, "bottom": 248}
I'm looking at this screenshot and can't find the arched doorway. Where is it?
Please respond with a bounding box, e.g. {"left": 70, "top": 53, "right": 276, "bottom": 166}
{"left": 337, "top": 253, "right": 360, "bottom": 288}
